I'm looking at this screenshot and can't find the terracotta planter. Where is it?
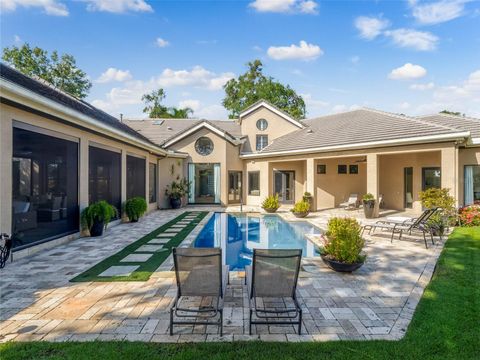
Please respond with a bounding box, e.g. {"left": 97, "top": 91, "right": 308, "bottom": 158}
{"left": 321, "top": 254, "right": 364, "bottom": 272}
{"left": 292, "top": 211, "right": 309, "bottom": 218}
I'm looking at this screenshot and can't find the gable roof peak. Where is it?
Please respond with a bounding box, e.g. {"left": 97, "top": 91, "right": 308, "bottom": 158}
{"left": 238, "top": 99, "right": 305, "bottom": 129}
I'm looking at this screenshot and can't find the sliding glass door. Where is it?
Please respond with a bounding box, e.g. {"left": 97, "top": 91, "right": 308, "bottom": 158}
{"left": 188, "top": 163, "right": 221, "bottom": 204}
{"left": 464, "top": 165, "right": 480, "bottom": 205}
{"left": 12, "top": 127, "right": 79, "bottom": 249}
{"left": 89, "top": 146, "right": 121, "bottom": 212}
{"left": 273, "top": 171, "right": 295, "bottom": 204}
{"left": 126, "top": 155, "right": 146, "bottom": 200}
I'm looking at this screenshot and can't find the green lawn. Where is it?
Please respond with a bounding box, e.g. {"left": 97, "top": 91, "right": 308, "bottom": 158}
{"left": 1, "top": 227, "right": 479, "bottom": 359}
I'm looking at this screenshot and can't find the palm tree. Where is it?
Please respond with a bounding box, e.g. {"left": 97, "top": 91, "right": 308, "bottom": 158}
{"left": 168, "top": 107, "right": 193, "bottom": 118}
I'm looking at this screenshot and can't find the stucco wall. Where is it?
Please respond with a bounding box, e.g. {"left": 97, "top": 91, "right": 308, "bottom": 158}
{"left": 0, "top": 103, "right": 165, "bottom": 234}
{"left": 315, "top": 157, "right": 367, "bottom": 209}
{"left": 379, "top": 151, "right": 441, "bottom": 211}
{"left": 158, "top": 157, "right": 184, "bottom": 209}
{"left": 240, "top": 107, "right": 300, "bottom": 153}
{"left": 458, "top": 147, "right": 480, "bottom": 206}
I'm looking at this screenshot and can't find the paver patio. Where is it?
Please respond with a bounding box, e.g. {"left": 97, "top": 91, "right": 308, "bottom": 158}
{"left": 0, "top": 207, "right": 444, "bottom": 343}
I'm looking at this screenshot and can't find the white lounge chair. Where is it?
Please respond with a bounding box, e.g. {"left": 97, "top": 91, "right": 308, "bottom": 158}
{"left": 339, "top": 194, "right": 359, "bottom": 210}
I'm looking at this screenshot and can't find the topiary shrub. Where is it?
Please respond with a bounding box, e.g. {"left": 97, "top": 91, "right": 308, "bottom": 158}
{"left": 321, "top": 217, "right": 365, "bottom": 264}
{"left": 261, "top": 194, "right": 279, "bottom": 213}
{"left": 123, "top": 197, "right": 147, "bottom": 222}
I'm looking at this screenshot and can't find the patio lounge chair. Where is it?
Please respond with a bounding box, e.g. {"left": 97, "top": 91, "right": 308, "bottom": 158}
{"left": 170, "top": 247, "right": 229, "bottom": 336}
{"left": 246, "top": 249, "right": 303, "bottom": 335}
{"left": 361, "top": 208, "right": 438, "bottom": 248}
{"left": 339, "top": 194, "right": 359, "bottom": 210}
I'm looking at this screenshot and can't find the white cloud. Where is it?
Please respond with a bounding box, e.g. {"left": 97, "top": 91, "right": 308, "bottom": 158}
{"left": 14, "top": 34, "right": 22, "bottom": 43}
{"left": 156, "top": 66, "right": 234, "bottom": 90}
{"left": 83, "top": 0, "right": 152, "bottom": 13}
{"left": 267, "top": 40, "right": 323, "bottom": 61}
{"left": 389, "top": 63, "right": 427, "bottom": 80}
{"left": 410, "top": 82, "right": 435, "bottom": 90}
{"left": 384, "top": 28, "right": 438, "bottom": 51}
{"left": 301, "top": 93, "right": 329, "bottom": 112}
{"left": 96, "top": 68, "right": 132, "bottom": 83}
{"left": 350, "top": 55, "right": 360, "bottom": 64}
{"left": 155, "top": 38, "right": 170, "bottom": 48}
{"left": 398, "top": 102, "right": 411, "bottom": 110}
{"left": 1, "top": 0, "right": 68, "bottom": 16}
{"left": 331, "top": 104, "right": 360, "bottom": 113}
{"left": 249, "top": 0, "right": 318, "bottom": 14}
{"left": 411, "top": 0, "right": 468, "bottom": 25}
{"left": 178, "top": 99, "right": 201, "bottom": 111}
{"left": 195, "top": 104, "right": 229, "bottom": 119}
{"left": 354, "top": 16, "right": 390, "bottom": 40}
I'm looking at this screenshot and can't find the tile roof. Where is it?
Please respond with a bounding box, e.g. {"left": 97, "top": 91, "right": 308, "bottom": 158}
{"left": 418, "top": 113, "right": 480, "bottom": 139}
{"left": 257, "top": 108, "right": 470, "bottom": 154}
{"left": 0, "top": 63, "right": 156, "bottom": 146}
{"left": 124, "top": 118, "right": 242, "bottom": 146}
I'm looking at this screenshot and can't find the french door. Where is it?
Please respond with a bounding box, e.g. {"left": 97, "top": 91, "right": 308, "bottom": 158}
{"left": 273, "top": 171, "right": 295, "bottom": 204}
{"left": 228, "top": 171, "right": 242, "bottom": 204}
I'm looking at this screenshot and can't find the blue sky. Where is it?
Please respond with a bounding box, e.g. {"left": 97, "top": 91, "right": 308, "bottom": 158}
{"left": 1, "top": 0, "right": 479, "bottom": 119}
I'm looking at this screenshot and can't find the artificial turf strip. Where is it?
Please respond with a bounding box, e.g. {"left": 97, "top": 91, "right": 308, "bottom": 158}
{"left": 70, "top": 211, "right": 208, "bottom": 282}
{"left": 1, "top": 227, "right": 479, "bottom": 359}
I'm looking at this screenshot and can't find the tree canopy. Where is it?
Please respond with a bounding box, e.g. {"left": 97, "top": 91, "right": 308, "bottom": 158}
{"left": 141, "top": 89, "right": 193, "bottom": 119}
{"left": 2, "top": 43, "right": 92, "bottom": 99}
{"left": 440, "top": 110, "right": 464, "bottom": 117}
{"left": 222, "top": 60, "right": 306, "bottom": 119}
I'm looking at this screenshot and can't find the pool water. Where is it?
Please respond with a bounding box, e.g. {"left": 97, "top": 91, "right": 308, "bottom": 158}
{"left": 193, "top": 213, "right": 321, "bottom": 270}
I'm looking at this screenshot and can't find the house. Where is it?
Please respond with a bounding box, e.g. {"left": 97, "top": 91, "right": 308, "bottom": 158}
{"left": 1, "top": 62, "right": 479, "bottom": 255}
{"left": 126, "top": 102, "right": 480, "bottom": 213}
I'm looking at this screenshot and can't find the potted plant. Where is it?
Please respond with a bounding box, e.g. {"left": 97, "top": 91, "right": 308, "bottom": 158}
{"left": 123, "top": 197, "right": 147, "bottom": 222}
{"left": 362, "top": 193, "right": 376, "bottom": 219}
{"left": 165, "top": 178, "right": 190, "bottom": 209}
{"left": 419, "top": 188, "right": 455, "bottom": 235}
{"left": 302, "top": 192, "right": 313, "bottom": 209}
{"left": 291, "top": 200, "right": 310, "bottom": 218}
{"left": 81, "top": 200, "right": 118, "bottom": 237}
{"left": 261, "top": 194, "right": 280, "bottom": 213}
{"left": 319, "top": 217, "right": 366, "bottom": 272}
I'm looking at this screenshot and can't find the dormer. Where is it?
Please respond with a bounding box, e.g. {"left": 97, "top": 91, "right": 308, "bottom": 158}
{"left": 238, "top": 100, "right": 304, "bottom": 153}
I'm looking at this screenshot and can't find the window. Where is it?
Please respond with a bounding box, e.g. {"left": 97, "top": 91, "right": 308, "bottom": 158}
{"left": 149, "top": 163, "right": 157, "bottom": 203}
{"left": 127, "top": 155, "right": 146, "bottom": 199}
{"left": 256, "top": 118, "right": 268, "bottom": 131}
{"left": 195, "top": 137, "right": 214, "bottom": 156}
{"left": 464, "top": 165, "right": 480, "bottom": 205}
{"left": 89, "top": 146, "right": 121, "bottom": 213}
{"left": 256, "top": 135, "right": 268, "bottom": 151}
{"left": 404, "top": 167, "right": 413, "bottom": 208}
{"left": 248, "top": 171, "right": 260, "bottom": 196}
{"left": 317, "top": 164, "right": 326, "bottom": 174}
{"left": 349, "top": 165, "right": 358, "bottom": 174}
{"left": 422, "top": 167, "right": 441, "bottom": 190}
{"left": 12, "top": 127, "right": 79, "bottom": 249}
{"left": 338, "top": 165, "right": 347, "bottom": 174}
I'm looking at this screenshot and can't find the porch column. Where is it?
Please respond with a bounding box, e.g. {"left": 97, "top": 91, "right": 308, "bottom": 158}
{"left": 366, "top": 153, "right": 380, "bottom": 217}
{"left": 0, "top": 118, "right": 13, "bottom": 234}
{"left": 306, "top": 158, "right": 317, "bottom": 211}
{"left": 121, "top": 151, "right": 127, "bottom": 204}
{"left": 78, "top": 138, "right": 89, "bottom": 212}
{"left": 441, "top": 146, "right": 459, "bottom": 206}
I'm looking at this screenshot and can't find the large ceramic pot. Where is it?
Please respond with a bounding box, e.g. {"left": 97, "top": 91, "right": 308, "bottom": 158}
{"left": 363, "top": 200, "right": 376, "bottom": 219}
{"left": 170, "top": 197, "right": 182, "bottom": 209}
{"left": 292, "top": 211, "right": 309, "bottom": 218}
{"left": 321, "top": 254, "right": 364, "bottom": 272}
{"left": 263, "top": 208, "right": 278, "bottom": 213}
{"left": 90, "top": 220, "right": 105, "bottom": 237}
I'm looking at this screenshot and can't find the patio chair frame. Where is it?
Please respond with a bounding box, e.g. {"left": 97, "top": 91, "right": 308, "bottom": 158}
{"left": 170, "top": 247, "right": 229, "bottom": 336}
{"left": 361, "top": 208, "right": 440, "bottom": 248}
{"left": 246, "top": 249, "right": 303, "bottom": 335}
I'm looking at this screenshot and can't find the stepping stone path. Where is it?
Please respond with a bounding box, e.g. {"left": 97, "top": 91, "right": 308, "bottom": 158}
{"left": 148, "top": 239, "right": 169, "bottom": 245}
{"left": 171, "top": 224, "right": 187, "bottom": 228}
{"left": 120, "top": 253, "right": 153, "bottom": 263}
{"left": 99, "top": 265, "right": 139, "bottom": 277}
{"left": 157, "top": 234, "right": 174, "bottom": 238}
{"left": 136, "top": 245, "right": 167, "bottom": 253}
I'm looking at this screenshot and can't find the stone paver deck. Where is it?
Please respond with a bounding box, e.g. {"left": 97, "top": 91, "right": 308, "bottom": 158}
{"left": 0, "top": 207, "right": 444, "bottom": 343}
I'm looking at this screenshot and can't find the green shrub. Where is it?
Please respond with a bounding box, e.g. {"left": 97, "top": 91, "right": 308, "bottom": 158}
{"left": 123, "top": 197, "right": 147, "bottom": 222}
{"left": 81, "top": 201, "right": 118, "bottom": 231}
{"left": 322, "top": 217, "right": 365, "bottom": 264}
{"left": 291, "top": 201, "right": 310, "bottom": 213}
{"left": 419, "top": 188, "right": 456, "bottom": 233}
{"left": 302, "top": 192, "right": 312, "bottom": 202}
{"left": 261, "top": 194, "right": 279, "bottom": 212}
{"left": 362, "top": 193, "right": 375, "bottom": 202}
{"left": 165, "top": 178, "right": 190, "bottom": 200}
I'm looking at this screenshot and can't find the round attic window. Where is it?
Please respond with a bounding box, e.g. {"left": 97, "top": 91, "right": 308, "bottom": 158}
{"left": 256, "top": 118, "right": 268, "bottom": 131}
{"left": 195, "top": 137, "right": 214, "bottom": 156}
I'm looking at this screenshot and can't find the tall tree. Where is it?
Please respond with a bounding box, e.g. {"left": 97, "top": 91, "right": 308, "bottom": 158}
{"left": 440, "top": 110, "right": 464, "bottom": 117}
{"left": 2, "top": 43, "right": 91, "bottom": 99}
{"left": 222, "top": 59, "right": 306, "bottom": 119}
{"left": 142, "top": 89, "right": 193, "bottom": 118}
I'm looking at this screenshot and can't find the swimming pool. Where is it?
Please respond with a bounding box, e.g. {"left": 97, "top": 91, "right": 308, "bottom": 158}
{"left": 193, "top": 213, "right": 321, "bottom": 270}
